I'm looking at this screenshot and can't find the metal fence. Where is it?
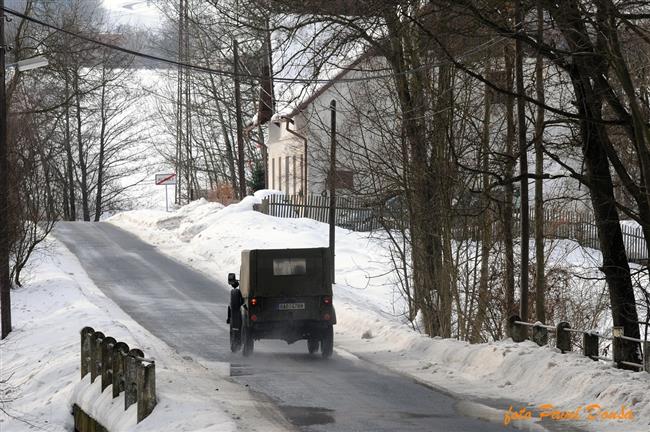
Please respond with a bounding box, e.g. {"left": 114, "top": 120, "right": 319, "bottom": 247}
{"left": 516, "top": 209, "right": 647, "bottom": 263}
{"left": 262, "top": 195, "right": 648, "bottom": 263}
{"left": 264, "top": 194, "right": 380, "bottom": 232}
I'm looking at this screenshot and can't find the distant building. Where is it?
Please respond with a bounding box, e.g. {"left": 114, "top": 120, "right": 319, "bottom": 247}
{"left": 262, "top": 51, "right": 393, "bottom": 197}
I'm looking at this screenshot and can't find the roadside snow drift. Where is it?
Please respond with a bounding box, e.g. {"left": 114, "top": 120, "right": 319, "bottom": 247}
{"left": 0, "top": 237, "right": 282, "bottom": 432}
{"left": 109, "top": 195, "right": 650, "bottom": 432}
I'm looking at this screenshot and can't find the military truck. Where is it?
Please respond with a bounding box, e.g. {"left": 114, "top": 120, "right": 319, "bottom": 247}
{"left": 226, "top": 247, "right": 336, "bottom": 357}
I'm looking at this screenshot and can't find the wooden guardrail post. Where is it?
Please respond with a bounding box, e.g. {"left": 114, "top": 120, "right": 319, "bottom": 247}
{"left": 100, "top": 337, "right": 116, "bottom": 392}
{"left": 556, "top": 322, "right": 571, "bottom": 353}
{"left": 137, "top": 362, "right": 157, "bottom": 422}
{"left": 125, "top": 349, "right": 144, "bottom": 410}
{"left": 90, "top": 331, "right": 105, "bottom": 382}
{"left": 583, "top": 332, "right": 599, "bottom": 360}
{"left": 612, "top": 326, "right": 624, "bottom": 368}
{"left": 112, "top": 342, "right": 130, "bottom": 398}
{"left": 77, "top": 328, "right": 159, "bottom": 430}
{"left": 508, "top": 315, "right": 527, "bottom": 342}
{"left": 643, "top": 341, "right": 650, "bottom": 373}
{"left": 80, "top": 327, "right": 94, "bottom": 378}
{"left": 532, "top": 323, "right": 548, "bottom": 346}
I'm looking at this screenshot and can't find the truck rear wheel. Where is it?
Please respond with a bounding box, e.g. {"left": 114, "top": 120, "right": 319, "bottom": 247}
{"left": 229, "top": 290, "right": 242, "bottom": 352}
{"left": 321, "top": 325, "right": 333, "bottom": 358}
{"left": 307, "top": 338, "right": 319, "bottom": 354}
{"left": 230, "top": 326, "right": 241, "bottom": 352}
{"left": 242, "top": 322, "right": 254, "bottom": 357}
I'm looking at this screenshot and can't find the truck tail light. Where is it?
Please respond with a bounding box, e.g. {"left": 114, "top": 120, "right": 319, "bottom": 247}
{"left": 250, "top": 297, "right": 258, "bottom": 306}
{"left": 250, "top": 314, "right": 258, "bottom": 322}
{"left": 323, "top": 296, "right": 331, "bottom": 305}
{"left": 323, "top": 313, "right": 331, "bottom": 321}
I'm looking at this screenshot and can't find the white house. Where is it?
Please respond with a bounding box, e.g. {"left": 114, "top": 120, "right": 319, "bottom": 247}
{"left": 263, "top": 52, "right": 396, "bottom": 197}
{"left": 258, "top": 48, "right": 590, "bottom": 224}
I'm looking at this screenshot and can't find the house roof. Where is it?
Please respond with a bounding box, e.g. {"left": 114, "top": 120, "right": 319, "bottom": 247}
{"left": 246, "top": 49, "right": 375, "bottom": 130}
{"left": 277, "top": 51, "right": 374, "bottom": 121}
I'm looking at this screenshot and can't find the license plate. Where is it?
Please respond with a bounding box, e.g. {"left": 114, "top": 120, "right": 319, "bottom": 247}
{"left": 277, "top": 302, "right": 305, "bottom": 310}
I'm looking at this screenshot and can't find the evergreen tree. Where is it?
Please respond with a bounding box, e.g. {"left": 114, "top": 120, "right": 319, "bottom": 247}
{"left": 248, "top": 162, "right": 266, "bottom": 192}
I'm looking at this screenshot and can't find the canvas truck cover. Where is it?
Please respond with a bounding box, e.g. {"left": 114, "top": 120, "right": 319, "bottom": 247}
{"left": 239, "top": 248, "right": 332, "bottom": 298}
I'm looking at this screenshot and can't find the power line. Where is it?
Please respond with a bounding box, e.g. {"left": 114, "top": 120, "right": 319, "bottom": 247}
{"left": 2, "top": 5, "right": 387, "bottom": 83}
{"left": 1, "top": 5, "right": 502, "bottom": 85}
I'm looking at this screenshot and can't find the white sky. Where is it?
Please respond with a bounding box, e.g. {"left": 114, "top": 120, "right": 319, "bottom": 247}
{"left": 102, "top": 0, "right": 162, "bottom": 28}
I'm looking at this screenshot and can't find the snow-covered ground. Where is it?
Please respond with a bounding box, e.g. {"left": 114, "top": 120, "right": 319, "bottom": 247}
{"left": 108, "top": 194, "right": 650, "bottom": 432}
{"left": 0, "top": 238, "right": 288, "bottom": 432}
{"left": 1, "top": 194, "right": 647, "bottom": 431}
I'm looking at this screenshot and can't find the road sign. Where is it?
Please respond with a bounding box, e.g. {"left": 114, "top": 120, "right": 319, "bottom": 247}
{"left": 155, "top": 173, "right": 177, "bottom": 185}
{"left": 155, "top": 173, "right": 176, "bottom": 212}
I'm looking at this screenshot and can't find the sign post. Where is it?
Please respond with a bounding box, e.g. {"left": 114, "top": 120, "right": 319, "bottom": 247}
{"left": 155, "top": 173, "right": 177, "bottom": 212}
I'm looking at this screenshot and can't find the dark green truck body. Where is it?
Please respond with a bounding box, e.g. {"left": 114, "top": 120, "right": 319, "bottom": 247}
{"left": 227, "top": 247, "right": 336, "bottom": 357}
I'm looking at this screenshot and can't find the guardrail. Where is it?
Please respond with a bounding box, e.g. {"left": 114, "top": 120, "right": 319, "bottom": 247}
{"left": 507, "top": 315, "right": 649, "bottom": 373}
{"left": 75, "top": 326, "right": 156, "bottom": 429}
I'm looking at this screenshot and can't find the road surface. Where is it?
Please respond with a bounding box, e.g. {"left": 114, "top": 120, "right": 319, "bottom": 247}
{"left": 54, "top": 222, "right": 584, "bottom": 432}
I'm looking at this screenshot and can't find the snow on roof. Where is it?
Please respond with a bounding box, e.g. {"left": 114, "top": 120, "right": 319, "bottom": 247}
{"left": 252, "top": 15, "right": 383, "bottom": 127}
{"left": 277, "top": 49, "right": 375, "bottom": 120}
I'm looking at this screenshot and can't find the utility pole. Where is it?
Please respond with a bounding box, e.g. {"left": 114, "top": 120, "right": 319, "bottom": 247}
{"left": 515, "top": 0, "right": 529, "bottom": 322}
{"left": 175, "top": 0, "right": 184, "bottom": 205}
{"left": 183, "top": 0, "right": 193, "bottom": 203}
{"left": 233, "top": 39, "right": 246, "bottom": 199}
{"left": 1, "top": 0, "right": 12, "bottom": 339}
{"left": 329, "top": 100, "right": 336, "bottom": 284}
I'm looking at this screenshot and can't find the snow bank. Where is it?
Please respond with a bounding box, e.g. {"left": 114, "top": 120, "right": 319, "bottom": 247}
{"left": 109, "top": 196, "right": 650, "bottom": 431}
{"left": 0, "top": 237, "right": 280, "bottom": 432}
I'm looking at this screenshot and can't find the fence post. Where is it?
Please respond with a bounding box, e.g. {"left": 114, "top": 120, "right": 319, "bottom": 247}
{"left": 583, "top": 332, "right": 599, "bottom": 360}
{"left": 125, "top": 349, "right": 144, "bottom": 410}
{"left": 80, "top": 327, "right": 94, "bottom": 379}
{"left": 643, "top": 341, "right": 650, "bottom": 373}
{"left": 612, "top": 326, "right": 624, "bottom": 368}
{"left": 532, "top": 323, "right": 548, "bottom": 346}
{"left": 112, "top": 342, "right": 130, "bottom": 398}
{"left": 556, "top": 322, "right": 571, "bottom": 353}
{"left": 100, "top": 336, "right": 116, "bottom": 392}
{"left": 137, "top": 362, "right": 157, "bottom": 422}
{"left": 90, "top": 331, "right": 105, "bottom": 382}
{"left": 508, "top": 315, "right": 527, "bottom": 342}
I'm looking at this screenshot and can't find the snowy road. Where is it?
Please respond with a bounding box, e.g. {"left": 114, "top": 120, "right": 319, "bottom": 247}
{"left": 54, "top": 222, "right": 546, "bottom": 432}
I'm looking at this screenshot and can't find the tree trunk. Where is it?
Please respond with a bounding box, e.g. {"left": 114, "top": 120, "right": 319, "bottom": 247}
{"left": 543, "top": 0, "right": 642, "bottom": 367}
{"left": 64, "top": 74, "right": 76, "bottom": 221}
{"left": 472, "top": 78, "right": 493, "bottom": 343}
{"left": 534, "top": 3, "right": 546, "bottom": 323}
{"left": 573, "top": 71, "right": 642, "bottom": 367}
{"left": 94, "top": 72, "right": 108, "bottom": 222}
{"left": 384, "top": 12, "right": 449, "bottom": 337}
{"left": 515, "top": 0, "right": 530, "bottom": 322}
{"left": 502, "top": 43, "right": 516, "bottom": 319}
{"left": 74, "top": 72, "right": 90, "bottom": 221}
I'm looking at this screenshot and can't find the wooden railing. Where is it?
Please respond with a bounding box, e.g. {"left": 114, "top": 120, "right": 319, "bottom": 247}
{"left": 74, "top": 327, "right": 156, "bottom": 430}
{"left": 508, "top": 316, "right": 650, "bottom": 373}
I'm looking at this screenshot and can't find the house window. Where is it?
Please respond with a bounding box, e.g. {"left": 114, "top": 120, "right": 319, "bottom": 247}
{"left": 278, "top": 158, "right": 282, "bottom": 192}
{"left": 292, "top": 155, "right": 297, "bottom": 194}
{"left": 328, "top": 169, "right": 354, "bottom": 190}
{"left": 300, "top": 154, "right": 304, "bottom": 196}
{"left": 285, "top": 156, "right": 290, "bottom": 193}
